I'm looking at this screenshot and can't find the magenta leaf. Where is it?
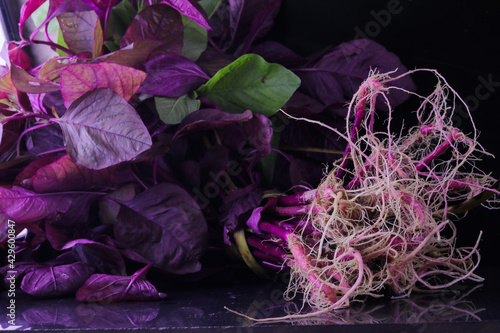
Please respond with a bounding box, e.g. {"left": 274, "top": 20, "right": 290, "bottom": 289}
{"left": 295, "top": 39, "right": 416, "bottom": 109}
{"left": 98, "top": 40, "right": 162, "bottom": 69}
{"left": 81, "top": 0, "right": 119, "bottom": 19}
{"left": 20, "top": 261, "right": 95, "bottom": 298}
{"left": 19, "top": 0, "right": 92, "bottom": 42}
{"left": 160, "top": 0, "right": 212, "bottom": 30}
{"left": 21, "top": 154, "right": 134, "bottom": 193}
{"left": 120, "top": 4, "right": 183, "bottom": 53}
{"left": 54, "top": 88, "right": 152, "bottom": 169}
{"left": 59, "top": 62, "right": 147, "bottom": 109}
{"left": 57, "top": 10, "right": 101, "bottom": 56}
{"left": 137, "top": 53, "right": 209, "bottom": 97}
{"left": 10, "top": 64, "right": 60, "bottom": 94}
{"left": 76, "top": 265, "right": 166, "bottom": 302}
{"left": 114, "top": 183, "right": 207, "bottom": 274}
{"left": 0, "top": 186, "right": 60, "bottom": 224}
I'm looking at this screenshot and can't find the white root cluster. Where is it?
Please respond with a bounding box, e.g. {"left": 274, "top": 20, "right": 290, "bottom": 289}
{"left": 285, "top": 69, "right": 498, "bottom": 314}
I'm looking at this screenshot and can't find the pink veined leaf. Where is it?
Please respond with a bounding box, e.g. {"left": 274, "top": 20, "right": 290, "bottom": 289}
{"left": 120, "top": 4, "right": 183, "bottom": 52}
{"left": 160, "top": 0, "right": 212, "bottom": 30}
{"left": 20, "top": 154, "right": 134, "bottom": 193}
{"left": 59, "top": 62, "right": 147, "bottom": 109}
{"left": 76, "top": 264, "right": 166, "bottom": 302}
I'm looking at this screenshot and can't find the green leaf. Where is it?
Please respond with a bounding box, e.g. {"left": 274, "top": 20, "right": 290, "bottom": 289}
{"left": 196, "top": 54, "right": 301, "bottom": 117}
{"left": 155, "top": 92, "right": 200, "bottom": 124}
{"left": 199, "top": 0, "right": 222, "bottom": 18}
{"left": 181, "top": 15, "right": 207, "bottom": 61}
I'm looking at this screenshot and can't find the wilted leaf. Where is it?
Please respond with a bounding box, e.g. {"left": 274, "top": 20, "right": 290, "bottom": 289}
{"left": 160, "top": 0, "right": 211, "bottom": 30}
{"left": 55, "top": 88, "right": 152, "bottom": 169}
{"left": 138, "top": 53, "right": 209, "bottom": 97}
{"left": 120, "top": 4, "right": 183, "bottom": 53}
{"left": 155, "top": 92, "right": 200, "bottom": 125}
{"left": 196, "top": 54, "right": 300, "bottom": 117}
{"left": 60, "top": 62, "right": 147, "bottom": 108}
{"left": 20, "top": 261, "right": 95, "bottom": 298}
{"left": 76, "top": 265, "right": 166, "bottom": 302}
{"left": 114, "top": 183, "right": 207, "bottom": 274}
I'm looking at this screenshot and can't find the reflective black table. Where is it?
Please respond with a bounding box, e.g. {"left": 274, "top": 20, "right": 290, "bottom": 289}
{"left": 2, "top": 266, "right": 499, "bottom": 332}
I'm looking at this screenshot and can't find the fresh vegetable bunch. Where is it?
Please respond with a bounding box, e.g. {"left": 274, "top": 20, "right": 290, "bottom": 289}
{"left": 1, "top": 0, "right": 496, "bottom": 317}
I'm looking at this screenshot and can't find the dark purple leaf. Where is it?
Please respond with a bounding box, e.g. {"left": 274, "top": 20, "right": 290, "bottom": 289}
{"left": 220, "top": 184, "right": 262, "bottom": 244}
{"left": 282, "top": 90, "right": 327, "bottom": 117}
{"left": 55, "top": 88, "right": 152, "bottom": 170}
{"left": 138, "top": 53, "right": 209, "bottom": 97}
{"left": 25, "top": 123, "right": 64, "bottom": 156}
{"left": 98, "top": 183, "right": 138, "bottom": 225}
{"left": 120, "top": 4, "right": 183, "bottom": 53}
{"left": 10, "top": 64, "right": 59, "bottom": 94}
{"left": 81, "top": 0, "right": 119, "bottom": 20}
{"left": 14, "top": 155, "right": 60, "bottom": 185}
{"left": 21, "top": 154, "right": 134, "bottom": 193}
{"left": 62, "top": 238, "right": 127, "bottom": 275}
{"left": 172, "top": 108, "right": 253, "bottom": 141}
{"left": 57, "top": 10, "right": 102, "bottom": 56}
{"left": 60, "top": 62, "right": 147, "bottom": 109}
{"left": 228, "top": 0, "right": 281, "bottom": 46}
{"left": 242, "top": 113, "right": 272, "bottom": 158}
{"left": 20, "top": 261, "right": 95, "bottom": 298}
{"left": 114, "top": 183, "right": 207, "bottom": 274}
{"left": 251, "top": 41, "right": 305, "bottom": 68}
{"left": 45, "top": 221, "right": 89, "bottom": 250}
{"left": 239, "top": 0, "right": 281, "bottom": 54}
{"left": 160, "top": 0, "right": 212, "bottom": 30}
{"left": 19, "top": 0, "right": 92, "bottom": 42}
{"left": 76, "top": 265, "right": 166, "bottom": 302}
{"left": 195, "top": 47, "right": 235, "bottom": 77}
{"left": 295, "top": 39, "right": 416, "bottom": 109}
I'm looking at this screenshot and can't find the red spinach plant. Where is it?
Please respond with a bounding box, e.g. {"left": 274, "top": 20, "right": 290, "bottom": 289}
{"left": 1, "top": 0, "right": 483, "bottom": 312}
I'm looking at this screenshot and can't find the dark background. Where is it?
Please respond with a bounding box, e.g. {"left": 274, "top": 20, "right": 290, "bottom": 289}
{"left": 1, "top": 0, "right": 499, "bottom": 266}
{"left": 267, "top": 0, "right": 500, "bottom": 267}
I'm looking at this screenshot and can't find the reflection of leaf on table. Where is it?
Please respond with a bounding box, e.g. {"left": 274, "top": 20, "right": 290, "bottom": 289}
{"left": 76, "top": 302, "right": 161, "bottom": 328}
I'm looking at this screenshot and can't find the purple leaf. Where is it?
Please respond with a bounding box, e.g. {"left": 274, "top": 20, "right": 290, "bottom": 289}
{"left": 62, "top": 238, "right": 127, "bottom": 276}
{"left": 295, "top": 39, "right": 416, "bottom": 109}
{"left": 21, "top": 154, "right": 134, "bottom": 193}
{"left": 22, "top": 302, "right": 80, "bottom": 327}
{"left": 10, "top": 64, "right": 60, "bottom": 94}
{"left": 138, "top": 53, "right": 209, "bottom": 97}
{"left": 114, "top": 183, "right": 207, "bottom": 274}
{"left": 25, "top": 123, "right": 64, "bottom": 155}
{"left": 19, "top": 0, "right": 92, "bottom": 42}
{"left": 81, "top": 0, "right": 119, "bottom": 20}
{"left": 76, "top": 265, "right": 166, "bottom": 302}
{"left": 57, "top": 10, "right": 102, "bottom": 56}
{"left": 251, "top": 41, "right": 305, "bottom": 68}
{"left": 0, "top": 186, "right": 60, "bottom": 223}
{"left": 120, "top": 4, "right": 183, "bottom": 53}
{"left": 242, "top": 113, "right": 273, "bottom": 158}
{"left": 239, "top": 0, "right": 280, "bottom": 54}
{"left": 160, "top": 0, "right": 212, "bottom": 30}
{"left": 15, "top": 155, "right": 60, "bottom": 185}
{"left": 55, "top": 88, "right": 152, "bottom": 170}
{"left": 59, "top": 62, "right": 147, "bottom": 109}
{"left": 99, "top": 40, "right": 163, "bottom": 69}
{"left": 20, "top": 261, "right": 95, "bottom": 298}
{"left": 220, "top": 185, "right": 262, "bottom": 244}
{"left": 228, "top": 0, "right": 281, "bottom": 46}
{"left": 172, "top": 108, "right": 253, "bottom": 141}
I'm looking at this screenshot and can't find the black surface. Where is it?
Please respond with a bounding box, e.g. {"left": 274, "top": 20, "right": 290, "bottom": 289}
{"left": 2, "top": 266, "right": 500, "bottom": 332}
{"left": 1, "top": 1, "right": 500, "bottom": 332}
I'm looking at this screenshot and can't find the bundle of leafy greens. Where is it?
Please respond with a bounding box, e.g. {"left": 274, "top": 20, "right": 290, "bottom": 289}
{"left": 1, "top": 0, "right": 419, "bottom": 304}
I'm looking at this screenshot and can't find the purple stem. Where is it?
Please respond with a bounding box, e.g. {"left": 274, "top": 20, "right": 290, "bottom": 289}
{"left": 246, "top": 235, "right": 288, "bottom": 261}
{"left": 259, "top": 221, "right": 290, "bottom": 240}
{"left": 277, "top": 189, "right": 317, "bottom": 206}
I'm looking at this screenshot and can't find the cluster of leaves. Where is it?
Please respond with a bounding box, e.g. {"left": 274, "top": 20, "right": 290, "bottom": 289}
{"left": 0, "top": 0, "right": 414, "bottom": 302}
